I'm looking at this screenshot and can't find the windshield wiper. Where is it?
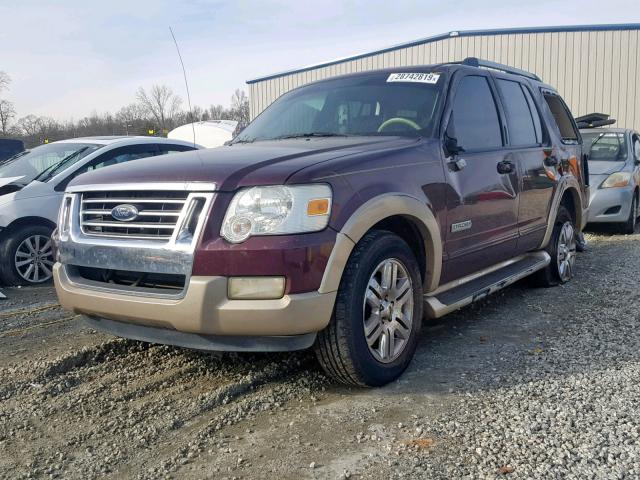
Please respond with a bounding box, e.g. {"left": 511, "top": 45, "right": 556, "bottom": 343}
{"left": 272, "top": 132, "right": 350, "bottom": 140}
{"left": 33, "top": 147, "right": 89, "bottom": 182}
{"left": 229, "top": 138, "right": 256, "bottom": 145}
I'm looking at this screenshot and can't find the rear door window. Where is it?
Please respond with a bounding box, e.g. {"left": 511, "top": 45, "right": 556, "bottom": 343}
{"left": 446, "top": 75, "right": 503, "bottom": 151}
{"left": 157, "top": 144, "right": 196, "bottom": 155}
{"left": 86, "top": 145, "right": 159, "bottom": 171}
{"left": 497, "top": 79, "right": 540, "bottom": 146}
{"left": 543, "top": 93, "right": 579, "bottom": 144}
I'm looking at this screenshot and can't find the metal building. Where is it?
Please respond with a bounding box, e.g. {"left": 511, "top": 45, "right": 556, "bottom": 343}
{"left": 247, "top": 24, "right": 640, "bottom": 130}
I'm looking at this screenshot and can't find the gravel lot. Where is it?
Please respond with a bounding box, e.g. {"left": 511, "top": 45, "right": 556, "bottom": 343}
{"left": 1, "top": 229, "right": 639, "bottom": 479}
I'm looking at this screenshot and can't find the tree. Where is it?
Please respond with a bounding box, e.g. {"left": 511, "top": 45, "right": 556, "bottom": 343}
{"left": 0, "top": 72, "right": 16, "bottom": 136}
{"left": 17, "top": 115, "right": 42, "bottom": 137}
{"left": 0, "top": 71, "right": 9, "bottom": 93}
{"left": 135, "top": 85, "right": 182, "bottom": 131}
{"left": 0, "top": 99, "right": 16, "bottom": 135}
{"left": 116, "top": 103, "right": 147, "bottom": 134}
{"left": 208, "top": 104, "right": 226, "bottom": 120}
{"left": 230, "top": 89, "right": 250, "bottom": 129}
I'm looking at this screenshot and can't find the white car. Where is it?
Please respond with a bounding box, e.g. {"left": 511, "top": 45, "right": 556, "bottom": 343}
{"left": 0, "top": 136, "right": 199, "bottom": 285}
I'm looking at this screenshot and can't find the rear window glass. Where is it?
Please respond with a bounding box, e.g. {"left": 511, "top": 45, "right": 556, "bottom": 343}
{"left": 497, "top": 79, "right": 539, "bottom": 146}
{"left": 544, "top": 94, "right": 579, "bottom": 143}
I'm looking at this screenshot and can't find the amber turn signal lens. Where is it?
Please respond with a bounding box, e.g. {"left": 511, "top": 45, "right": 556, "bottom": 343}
{"left": 307, "top": 198, "right": 330, "bottom": 216}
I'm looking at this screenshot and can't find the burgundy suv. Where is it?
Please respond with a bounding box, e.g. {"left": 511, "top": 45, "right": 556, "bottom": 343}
{"left": 54, "top": 58, "right": 588, "bottom": 386}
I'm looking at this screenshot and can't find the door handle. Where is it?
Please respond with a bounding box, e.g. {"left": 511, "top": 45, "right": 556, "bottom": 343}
{"left": 497, "top": 159, "right": 514, "bottom": 174}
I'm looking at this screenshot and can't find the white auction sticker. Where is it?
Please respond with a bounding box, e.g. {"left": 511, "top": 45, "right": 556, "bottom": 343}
{"left": 387, "top": 72, "right": 440, "bottom": 84}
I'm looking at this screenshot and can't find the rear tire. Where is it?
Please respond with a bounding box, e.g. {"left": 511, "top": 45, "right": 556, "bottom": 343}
{"left": 0, "top": 225, "right": 55, "bottom": 286}
{"left": 531, "top": 206, "right": 576, "bottom": 287}
{"left": 619, "top": 194, "right": 638, "bottom": 234}
{"left": 315, "top": 230, "right": 423, "bottom": 387}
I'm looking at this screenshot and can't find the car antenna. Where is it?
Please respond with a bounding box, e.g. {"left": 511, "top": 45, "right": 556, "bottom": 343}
{"left": 169, "top": 26, "right": 196, "bottom": 148}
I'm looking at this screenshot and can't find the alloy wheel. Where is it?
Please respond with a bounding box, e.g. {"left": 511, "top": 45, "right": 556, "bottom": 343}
{"left": 14, "top": 234, "right": 54, "bottom": 284}
{"left": 363, "top": 258, "right": 414, "bottom": 363}
{"left": 556, "top": 222, "right": 577, "bottom": 282}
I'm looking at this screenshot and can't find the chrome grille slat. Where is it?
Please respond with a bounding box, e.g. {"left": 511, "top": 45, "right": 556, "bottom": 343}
{"left": 81, "top": 198, "right": 187, "bottom": 204}
{"left": 80, "top": 190, "right": 190, "bottom": 239}
{"left": 82, "top": 221, "right": 177, "bottom": 229}
{"left": 82, "top": 209, "right": 182, "bottom": 217}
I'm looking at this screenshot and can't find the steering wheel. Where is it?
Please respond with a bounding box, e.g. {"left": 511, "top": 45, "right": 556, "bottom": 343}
{"left": 377, "top": 117, "right": 421, "bottom": 133}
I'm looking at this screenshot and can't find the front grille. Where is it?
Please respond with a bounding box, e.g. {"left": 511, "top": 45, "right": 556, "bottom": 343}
{"left": 80, "top": 190, "right": 189, "bottom": 239}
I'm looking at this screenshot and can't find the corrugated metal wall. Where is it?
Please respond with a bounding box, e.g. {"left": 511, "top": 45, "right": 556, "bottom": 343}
{"left": 248, "top": 27, "right": 640, "bottom": 131}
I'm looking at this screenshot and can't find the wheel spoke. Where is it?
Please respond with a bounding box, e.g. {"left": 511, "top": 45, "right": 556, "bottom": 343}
{"left": 365, "top": 286, "right": 382, "bottom": 309}
{"left": 365, "top": 320, "right": 383, "bottom": 346}
{"left": 379, "top": 329, "right": 390, "bottom": 360}
{"left": 387, "top": 327, "right": 396, "bottom": 358}
{"left": 16, "top": 251, "right": 31, "bottom": 258}
{"left": 392, "top": 320, "right": 410, "bottom": 340}
{"left": 24, "top": 264, "right": 34, "bottom": 281}
{"left": 40, "top": 263, "right": 52, "bottom": 279}
{"left": 394, "top": 278, "right": 411, "bottom": 304}
{"left": 15, "top": 259, "right": 33, "bottom": 268}
{"left": 41, "top": 239, "right": 52, "bottom": 254}
{"left": 381, "top": 262, "right": 393, "bottom": 291}
{"left": 25, "top": 238, "right": 36, "bottom": 255}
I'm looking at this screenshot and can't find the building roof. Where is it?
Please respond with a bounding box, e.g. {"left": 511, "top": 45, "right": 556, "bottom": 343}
{"left": 247, "top": 23, "right": 640, "bottom": 85}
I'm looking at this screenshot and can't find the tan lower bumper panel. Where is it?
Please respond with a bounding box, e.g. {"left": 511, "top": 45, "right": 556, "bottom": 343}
{"left": 85, "top": 316, "right": 317, "bottom": 352}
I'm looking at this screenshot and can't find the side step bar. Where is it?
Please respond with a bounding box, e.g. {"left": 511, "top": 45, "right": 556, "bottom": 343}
{"left": 424, "top": 251, "right": 551, "bottom": 318}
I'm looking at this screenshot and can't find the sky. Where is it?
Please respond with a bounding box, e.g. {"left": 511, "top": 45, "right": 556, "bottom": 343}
{"left": 0, "top": 0, "right": 638, "bottom": 121}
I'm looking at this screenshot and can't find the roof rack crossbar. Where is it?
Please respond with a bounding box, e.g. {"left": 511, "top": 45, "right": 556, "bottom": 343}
{"left": 462, "top": 57, "right": 541, "bottom": 81}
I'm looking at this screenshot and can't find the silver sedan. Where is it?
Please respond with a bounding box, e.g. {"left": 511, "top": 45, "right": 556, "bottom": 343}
{"left": 582, "top": 128, "right": 640, "bottom": 233}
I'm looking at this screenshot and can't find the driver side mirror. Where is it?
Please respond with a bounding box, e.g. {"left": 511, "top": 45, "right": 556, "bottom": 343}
{"left": 443, "top": 134, "right": 465, "bottom": 157}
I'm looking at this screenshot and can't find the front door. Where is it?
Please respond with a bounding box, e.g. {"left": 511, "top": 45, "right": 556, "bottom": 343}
{"left": 440, "top": 73, "right": 520, "bottom": 283}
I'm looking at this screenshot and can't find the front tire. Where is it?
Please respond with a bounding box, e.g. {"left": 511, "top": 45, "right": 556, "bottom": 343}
{"left": 0, "top": 225, "right": 55, "bottom": 286}
{"left": 531, "top": 206, "right": 576, "bottom": 287}
{"left": 619, "top": 194, "right": 638, "bottom": 234}
{"left": 315, "top": 230, "right": 423, "bottom": 387}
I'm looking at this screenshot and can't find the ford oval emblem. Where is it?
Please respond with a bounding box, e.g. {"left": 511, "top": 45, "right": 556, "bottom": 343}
{"left": 111, "top": 204, "right": 139, "bottom": 222}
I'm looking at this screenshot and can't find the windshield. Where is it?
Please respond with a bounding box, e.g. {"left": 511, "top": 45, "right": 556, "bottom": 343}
{"left": 0, "top": 142, "right": 102, "bottom": 184}
{"left": 234, "top": 71, "right": 446, "bottom": 143}
{"left": 582, "top": 132, "right": 628, "bottom": 162}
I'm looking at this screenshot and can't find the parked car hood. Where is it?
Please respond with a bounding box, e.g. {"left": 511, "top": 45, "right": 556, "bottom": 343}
{"left": 588, "top": 161, "right": 626, "bottom": 175}
{"left": 67, "top": 136, "right": 421, "bottom": 192}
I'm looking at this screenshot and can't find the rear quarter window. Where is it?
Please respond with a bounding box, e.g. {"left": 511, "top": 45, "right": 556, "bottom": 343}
{"left": 543, "top": 93, "right": 579, "bottom": 144}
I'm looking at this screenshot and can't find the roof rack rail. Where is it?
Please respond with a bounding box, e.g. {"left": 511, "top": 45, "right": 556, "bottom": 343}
{"left": 462, "top": 57, "right": 541, "bottom": 81}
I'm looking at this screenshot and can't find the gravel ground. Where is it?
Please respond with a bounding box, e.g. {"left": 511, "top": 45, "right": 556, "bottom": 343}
{"left": 0, "top": 229, "right": 638, "bottom": 479}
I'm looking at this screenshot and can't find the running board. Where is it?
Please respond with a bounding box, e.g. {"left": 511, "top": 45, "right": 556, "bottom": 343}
{"left": 424, "top": 251, "right": 551, "bottom": 319}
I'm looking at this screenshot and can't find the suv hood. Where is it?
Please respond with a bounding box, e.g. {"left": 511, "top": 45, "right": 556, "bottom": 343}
{"left": 67, "top": 137, "right": 421, "bottom": 192}
{"left": 588, "top": 160, "right": 626, "bottom": 175}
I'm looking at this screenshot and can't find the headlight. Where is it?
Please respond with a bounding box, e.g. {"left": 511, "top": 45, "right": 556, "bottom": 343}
{"left": 600, "top": 172, "right": 631, "bottom": 189}
{"left": 221, "top": 184, "right": 332, "bottom": 243}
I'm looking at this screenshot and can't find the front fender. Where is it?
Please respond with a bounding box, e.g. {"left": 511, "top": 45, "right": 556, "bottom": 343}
{"left": 318, "top": 193, "right": 442, "bottom": 294}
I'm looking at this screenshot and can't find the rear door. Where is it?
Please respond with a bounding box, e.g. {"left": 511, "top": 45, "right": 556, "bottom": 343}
{"left": 440, "top": 72, "right": 520, "bottom": 282}
{"left": 494, "top": 76, "right": 554, "bottom": 251}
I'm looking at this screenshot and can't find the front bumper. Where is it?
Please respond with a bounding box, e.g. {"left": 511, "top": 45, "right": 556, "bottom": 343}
{"left": 54, "top": 263, "right": 336, "bottom": 342}
{"left": 587, "top": 186, "right": 634, "bottom": 223}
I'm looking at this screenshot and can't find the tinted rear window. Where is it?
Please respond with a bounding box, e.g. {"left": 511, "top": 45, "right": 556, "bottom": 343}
{"left": 544, "top": 94, "right": 579, "bottom": 143}
{"left": 497, "top": 79, "right": 540, "bottom": 146}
